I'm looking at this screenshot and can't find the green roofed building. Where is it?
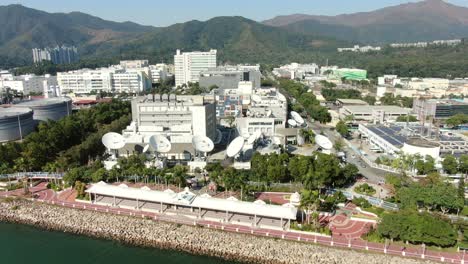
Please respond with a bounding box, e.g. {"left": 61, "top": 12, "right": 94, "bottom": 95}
{"left": 333, "top": 68, "right": 367, "bottom": 81}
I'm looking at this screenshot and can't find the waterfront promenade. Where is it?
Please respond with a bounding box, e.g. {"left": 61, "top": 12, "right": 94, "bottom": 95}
{"left": 0, "top": 185, "right": 464, "bottom": 263}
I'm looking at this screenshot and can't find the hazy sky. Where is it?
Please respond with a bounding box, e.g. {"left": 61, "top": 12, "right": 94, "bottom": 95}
{"left": 2, "top": 0, "right": 468, "bottom": 26}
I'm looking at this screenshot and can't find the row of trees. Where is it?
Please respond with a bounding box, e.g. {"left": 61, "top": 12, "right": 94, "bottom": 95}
{"left": 278, "top": 79, "right": 331, "bottom": 123}
{"left": 446, "top": 113, "right": 468, "bottom": 127}
{"left": 63, "top": 155, "right": 190, "bottom": 188}
{"left": 379, "top": 93, "right": 413, "bottom": 108}
{"left": 321, "top": 88, "right": 361, "bottom": 102}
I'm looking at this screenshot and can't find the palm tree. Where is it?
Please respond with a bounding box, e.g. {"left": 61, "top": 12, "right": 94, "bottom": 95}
{"left": 300, "top": 189, "right": 320, "bottom": 225}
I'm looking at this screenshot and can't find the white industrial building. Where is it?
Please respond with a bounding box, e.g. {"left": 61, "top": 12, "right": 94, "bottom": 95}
{"left": 120, "top": 60, "right": 149, "bottom": 69}
{"left": 119, "top": 95, "right": 217, "bottom": 161}
{"left": 340, "top": 105, "right": 412, "bottom": 123}
{"left": 273, "top": 63, "right": 319, "bottom": 80}
{"left": 338, "top": 45, "right": 381, "bottom": 53}
{"left": 358, "top": 124, "right": 440, "bottom": 159}
{"left": 236, "top": 88, "right": 288, "bottom": 138}
{"left": 149, "top": 64, "right": 170, "bottom": 84}
{"left": 0, "top": 74, "right": 58, "bottom": 95}
{"left": 174, "top": 49, "right": 217, "bottom": 87}
{"left": 57, "top": 67, "right": 151, "bottom": 94}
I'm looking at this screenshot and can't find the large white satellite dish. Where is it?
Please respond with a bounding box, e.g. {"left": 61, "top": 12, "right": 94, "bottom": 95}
{"left": 288, "top": 119, "right": 297, "bottom": 127}
{"left": 254, "top": 131, "right": 263, "bottom": 139}
{"left": 315, "top": 135, "right": 333, "bottom": 150}
{"left": 278, "top": 93, "right": 287, "bottom": 102}
{"left": 247, "top": 134, "right": 257, "bottom": 145}
{"left": 251, "top": 94, "right": 262, "bottom": 103}
{"left": 214, "top": 129, "right": 223, "bottom": 144}
{"left": 149, "top": 135, "right": 172, "bottom": 153}
{"left": 192, "top": 135, "right": 215, "bottom": 153}
{"left": 291, "top": 111, "right": 305, "bottom": 125}
{"left": 227, "top": 136, "right": 245, "bottom": 157}
{"left": 102, "top": 132, "right": 125, "bottom": 150}
{"left": 142, "top": 144, "right": 150, "bottom": 153}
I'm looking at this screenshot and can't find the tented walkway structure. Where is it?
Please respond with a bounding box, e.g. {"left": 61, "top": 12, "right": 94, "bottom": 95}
{"left": 87, "top": 182, "right": 297, "bottom": 230}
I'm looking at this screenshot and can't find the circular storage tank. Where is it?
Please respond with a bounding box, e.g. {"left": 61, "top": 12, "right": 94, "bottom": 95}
{"left": 0, "top": 107, "right": 35, "bottom": 142}
{"left": 14, "top": 97, "right": 72, "bottom": 122}
{"left": 401, "top": 138, "right": 440, "bottom": 159}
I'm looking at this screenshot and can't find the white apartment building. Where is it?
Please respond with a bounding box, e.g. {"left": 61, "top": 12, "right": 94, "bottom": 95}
{"left": 174, "top": 49, "right": 217, "bottom": 87}
{"left": 0, "top": 74, "right": 57, "bottom": 95}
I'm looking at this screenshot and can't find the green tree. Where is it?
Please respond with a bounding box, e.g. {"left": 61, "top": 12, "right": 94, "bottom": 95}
{"left": 378, "top": 212, "right": 457, "bottom": 247}
{"left": 336, "top": 120, "right": 349, "bottom": 137}
{"left": 442, "top": 155, "right": 458, "bottom": 175}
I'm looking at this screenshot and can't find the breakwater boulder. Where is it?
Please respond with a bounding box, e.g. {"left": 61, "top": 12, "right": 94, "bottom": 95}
{"left": 0, "top": 199, "right": 433, "bottom": 264}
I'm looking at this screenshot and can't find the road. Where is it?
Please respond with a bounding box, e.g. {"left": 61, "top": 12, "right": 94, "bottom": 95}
{"left": 308, "top": 121, "right": 387, "bottom": 184}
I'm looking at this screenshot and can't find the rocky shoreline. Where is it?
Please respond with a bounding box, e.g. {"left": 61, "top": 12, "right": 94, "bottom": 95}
{"left": 0, "top": 198, "right": 432, "bottom": 264}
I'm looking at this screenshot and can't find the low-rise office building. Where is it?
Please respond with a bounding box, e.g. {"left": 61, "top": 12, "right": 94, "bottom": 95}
{"left": 413, "top": 98, "right": 468, "bottom": 120}
{"left": 340, "top": 105, "right": 411, "bottom": 123}
{"left": 199, "top": 65, "right": 261, "bottom": 89}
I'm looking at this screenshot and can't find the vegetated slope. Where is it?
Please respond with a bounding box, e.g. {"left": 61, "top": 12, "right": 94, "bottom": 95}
{"left": 263, "top": 0, "right": 468, "bottom": 43}
{"left": 0, "top": 4, "right": 155, "bottom": 66}
{"left": 92, "top": 16, "right": 347, "bottom": 65}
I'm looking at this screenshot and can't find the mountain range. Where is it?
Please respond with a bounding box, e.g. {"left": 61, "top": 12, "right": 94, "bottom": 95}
{"left": 1, "top": 0, "right": 468, "bottom": 67}
{"left": 263, "top": 0, "right": 468, "bottom": 43}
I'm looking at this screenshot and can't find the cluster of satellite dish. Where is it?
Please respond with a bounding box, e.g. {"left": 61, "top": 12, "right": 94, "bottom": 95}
{"left": 288, "top": 111, "right": 305, "bottom": 128}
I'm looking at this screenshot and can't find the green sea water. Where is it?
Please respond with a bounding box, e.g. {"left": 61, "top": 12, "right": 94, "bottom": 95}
{"left": 0, "top": 222, "right": 236, "bottom": 264}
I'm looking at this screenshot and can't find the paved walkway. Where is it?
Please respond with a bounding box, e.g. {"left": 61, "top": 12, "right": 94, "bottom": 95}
{"left": 0, "top": 187, "right": 466, "bottom": 263}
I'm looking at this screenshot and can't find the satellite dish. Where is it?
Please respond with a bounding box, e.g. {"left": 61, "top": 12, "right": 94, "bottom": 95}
{"left": 247, "top": 134, "right": 257, "bottom": 145}
{"left": 192, "top": 135, "right": 214, "bottom": 153}
{"left": 241, "top": 131, "right": 250, "bottom": 139}
{"left": 227, "top": 136, "right": 245, "bottom": 157}
{"left": 273, "top": 137, "right": 282, "bottom": 145}
{"left": 149, "top": 135, "right": 172, "bottom": 153}
{"left": 291, "top": 111, "right": 305, "bottom": 125}
{"left": 278, "top": 93, "right": 287, "bottom": 102}
{"left": 266, "top": 109, "right": 272, "bottom": 117}
{"left": 142, "top": 145, "right": 150, "bottom": 153}
{"left": 102, "top": 132, "right": 125, "bottom": 150}
{"left": 315, "top": 135, "right": 333, "bottom": 150}
{"left": 214, "top": 129, "right": 223, "bottom": 144}
{"left": 288, "top": 119, "right": 297, "bottom": 127}
{"left": 251, "top": 94, "right": 261, "bottom": 103}
{"left": 255, "top": 131, "right": 263, "bottom": 139}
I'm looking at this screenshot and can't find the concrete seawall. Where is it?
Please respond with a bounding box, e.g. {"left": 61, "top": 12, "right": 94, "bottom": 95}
{"left": 0, "top": 199, "right": 432, "bottom": 264}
